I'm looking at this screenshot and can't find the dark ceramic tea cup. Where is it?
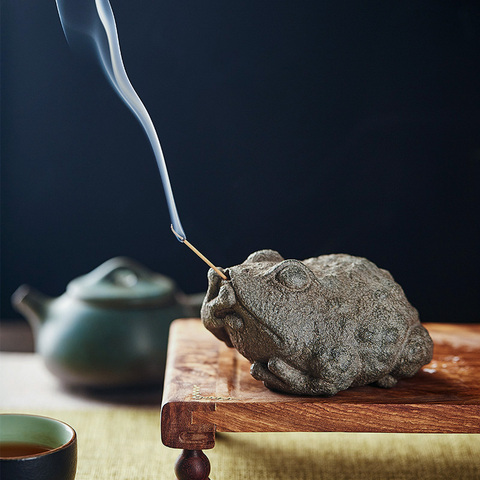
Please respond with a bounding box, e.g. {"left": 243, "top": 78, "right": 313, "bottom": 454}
{"left": 0, "top": 414, "right": 77, "bottom": 480}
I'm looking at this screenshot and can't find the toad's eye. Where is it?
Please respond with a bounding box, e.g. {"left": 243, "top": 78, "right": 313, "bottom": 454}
{"left": 275, "top": 263, "right": 310, "bottom": 290}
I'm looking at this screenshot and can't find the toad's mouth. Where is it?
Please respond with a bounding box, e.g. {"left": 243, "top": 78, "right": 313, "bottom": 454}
{"left": 201, "top": 269, "right": 235, "bottom": 321}
{"left": 214, "top": 308, "right": 245, "bottom": 334}
{"left": 212, "top": 306, "right": 234, "bottom": 319}
{"left": 201, "top": 268, "right": 283, "bottom": 347}
{"left": 201, "top": 268, "right": 240, "bottom": 346}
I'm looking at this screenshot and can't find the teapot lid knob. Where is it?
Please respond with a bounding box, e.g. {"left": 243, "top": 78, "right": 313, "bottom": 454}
{"left": 66, "top": 257, "right": 178, "bottom": 306}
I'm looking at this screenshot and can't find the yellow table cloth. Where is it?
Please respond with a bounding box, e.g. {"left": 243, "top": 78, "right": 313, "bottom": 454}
{"left": 1, "top": 408, "right": 478, "bottom": 479}
{"left": 1, "top": 353, "right": 479, "bottom": 479}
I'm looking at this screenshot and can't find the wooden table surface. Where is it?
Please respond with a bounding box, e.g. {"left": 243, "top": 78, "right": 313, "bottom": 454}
{"left": 161, "top": 319, "right": 480, "bottom": 450}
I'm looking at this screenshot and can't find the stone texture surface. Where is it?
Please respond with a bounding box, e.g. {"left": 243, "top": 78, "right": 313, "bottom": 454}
{"left": 201, "top": 250, "right": 433, "bottom": 396}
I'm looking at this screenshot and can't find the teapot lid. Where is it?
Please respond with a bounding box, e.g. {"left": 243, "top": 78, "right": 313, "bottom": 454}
{"left": 66, "top": 257, "right": 178, "bottom": 306}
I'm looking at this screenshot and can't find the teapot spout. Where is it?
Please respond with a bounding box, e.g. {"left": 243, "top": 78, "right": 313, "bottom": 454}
{"left": 11, "top": 285, "right": 53, "bottom": 330}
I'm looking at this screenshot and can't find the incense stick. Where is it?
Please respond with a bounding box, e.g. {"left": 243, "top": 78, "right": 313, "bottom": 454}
{"left": 171, "top": 225, "right": 228, "bottom": 280}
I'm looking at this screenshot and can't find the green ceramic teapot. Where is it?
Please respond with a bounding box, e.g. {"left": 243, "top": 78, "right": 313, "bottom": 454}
{"left": 12, "top": 257, "right": 203, "bottom": 388}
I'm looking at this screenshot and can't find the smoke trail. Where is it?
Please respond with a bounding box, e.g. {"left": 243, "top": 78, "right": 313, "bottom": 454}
{"left": 56, "top": 0, "right": 186, "bottom": 241}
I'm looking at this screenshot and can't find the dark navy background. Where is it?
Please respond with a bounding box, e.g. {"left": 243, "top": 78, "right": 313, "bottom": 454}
{"left": 2, "top": 1, "right": 479, "bottom": 322}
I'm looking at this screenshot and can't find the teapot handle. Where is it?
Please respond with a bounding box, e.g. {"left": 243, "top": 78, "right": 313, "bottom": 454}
{"left": 180, "top": 292, "right": 206, "bottom": 317}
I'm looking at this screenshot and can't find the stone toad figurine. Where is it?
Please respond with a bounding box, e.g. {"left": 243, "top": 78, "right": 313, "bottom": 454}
{"left": 201, "top": 250, "right": 433, "bottom": 396}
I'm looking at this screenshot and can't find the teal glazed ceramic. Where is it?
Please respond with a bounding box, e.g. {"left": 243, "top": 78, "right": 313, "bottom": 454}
{"left": 0, "top": 414, "right": 77, "bottom": 480}
{"left": 12, "top": 257, "right": 204, "bottom": 388}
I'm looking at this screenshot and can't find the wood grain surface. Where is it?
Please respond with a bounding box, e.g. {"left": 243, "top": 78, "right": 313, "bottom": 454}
{"left": 161, "top": 319, "right": 480, "bottom": 449}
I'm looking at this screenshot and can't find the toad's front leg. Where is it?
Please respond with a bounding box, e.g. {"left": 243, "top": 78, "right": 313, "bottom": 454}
{"left": 250, "top": 361, "right": 290, "bottom": 392}
{"left": 251, "top": 358, "right": 340, "bottom": 396}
